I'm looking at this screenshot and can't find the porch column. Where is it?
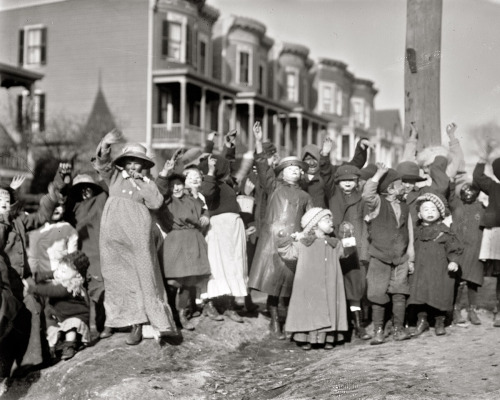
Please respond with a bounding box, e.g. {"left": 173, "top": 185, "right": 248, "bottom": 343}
{"left": 200, "top": 86, "right": 206, "bottom": 132}
{"left": 306, "top": 119, "right": 313, "bottom": 146}
{"left": 272, "top": 113, "right": 280, "bottom": 150}
{"left": 248, "top": 101, "right": 255, "bottom": 150}
{"left": 180, "top": 79, "right": 186, "bottom": 143}
{"left": 218, "top": 94, "right": 224, "bottom": 148}
{"left": 297, "top": 115, "right": 303, "bottom": 157}
{"left": 263, "top": 107, "right": 269, "bottom": 141}
{"left": 285, "top": 116, "right": 291, "bottom": 155}
{"left": 231, "top": 99, "right": 237, "bottom": 131}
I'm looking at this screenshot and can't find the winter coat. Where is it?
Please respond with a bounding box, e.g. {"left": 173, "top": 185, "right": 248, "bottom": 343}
{"left": 248, "top": 157, "right": 313, "bottom": 297}
{"left": 473, "top": 162, "right": 500, "bottom": 228}
{"left": 279, "top": 235, "right": 348, "bottom": 333}
{"left": 408, "top": 222, "right": 463, "bottom": 311}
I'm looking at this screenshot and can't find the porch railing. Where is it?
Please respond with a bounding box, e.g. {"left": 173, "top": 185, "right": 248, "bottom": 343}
{"left": 152, "top": 124, "right": 209, "bottom": 146}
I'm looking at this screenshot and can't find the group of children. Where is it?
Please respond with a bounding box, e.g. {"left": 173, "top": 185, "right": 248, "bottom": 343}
{"left": 1, "top": 121, "right": 499, "bottom": 391}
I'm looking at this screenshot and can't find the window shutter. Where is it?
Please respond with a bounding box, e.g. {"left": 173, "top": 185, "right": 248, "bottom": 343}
{"left": 193, "top": 30, "right": 198, "bottom": 68}
{"left": 17, "top": 94, "right": 24, "bottom": 131}
{"left": 41, "top": 27, "right": 47, "bottom": 64}
{"left": 39, "top": 94, "right": 45, "bottom": 131}
{"left": 186, "top": 25, "right": 192, "bottom": 65}
{"left": 162, "top": 21, "right": 169, "bottom": 57}
{"left": 19, "top": 29, "right": 24, "bottom": 66}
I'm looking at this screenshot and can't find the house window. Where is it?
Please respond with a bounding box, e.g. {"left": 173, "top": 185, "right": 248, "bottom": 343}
{"left": 19, "top": 26, "right": 47, "bottom": 66}
{"left": 199, "top": 39, "right": 207, "bottom": 75}
{"left": 341, "top": 133, "right": 350, "bottom": 159}
{"left": 321, "top": 84, "right": 334, "bottom": 113}
{"left": 285, "top": 68, "right": 299, "bottom": 102}
{"left": 351, "top": 99, "right": 364, "bottom": 126}
{"left": 238, "top": 51, "right": 250, "bottom": 85}
{"left": 162, "top": 20, "right": 182, "bottom": 60}
{"left": 336, "top": 88, "right": 343, "bottom": 115}
{"left": 32, "top": 91, "right": 45, "bottom": 132}
{"left": 17, "top": 91, "right": 45, "bottom": 133}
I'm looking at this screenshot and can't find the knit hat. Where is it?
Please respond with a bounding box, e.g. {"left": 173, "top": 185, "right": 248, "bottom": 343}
{"left": 359, "top": 163, "right": 377, "bottom": 181}
{"left": 301, "top": 207, "right": 332, "bottom": 234}
{"left": 113, "top": 143, "right": 155, "bottom": 169}
{"left": 262, "top": 142, "right": 277, "bottom": 158}
{"left": 416, "top": 146, "right": 449, "bottom": 168}
{"left": 334, "top": 165, "right": 361, "bottom": 182}
{"left": 416, "top": 192, "right": 448, "bottom": 219}
{"left": 396, "top": 161, "right": 426, "bottom": 182}
{"left": 493, "top": 157, "right": 500, "bottom": 180}
{"left": 378, "top": 168, "right": 401, "bottom": 194}
{"left": 274, "top": 156, "right": 308, "bottom": 175}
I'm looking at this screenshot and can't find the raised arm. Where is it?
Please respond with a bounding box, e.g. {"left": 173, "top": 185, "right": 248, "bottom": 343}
{"left": 348, "top": 138, "right": 369, "bottom": 169}
{"left": 92, "top": 129, "right": 124, "bottom": 182}
{"left": 401, "top": 123, "right": 418, "bottom": 163}
{"left": 473, "top": 159, "right": 495, "bottom": 196}
{"left": 319, "top": 136, "right": 337, "bottom": 199}
{"left": 445, "top": 123, "right": 464, "bottom": 179}
{"left": 362, "top": 163, "right": 387, "bottom": 220}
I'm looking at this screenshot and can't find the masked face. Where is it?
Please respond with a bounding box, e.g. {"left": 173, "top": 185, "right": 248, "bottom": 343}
{"left": 283, "top": 165, "right": 302, "bottom": 183}
{"left": 460, "top": 184, "right": 479, "bottom": 204}
{"left": 339, "top": 180, "right": 357, "bottom": 194}
{"left": 51, "top": 205, "right": 65, "bottom": 222}
{"left": 184, "top": 169, "right": 202, "bottom": 190}
{"left": 402, "top": 181, "right": 416, "bottom": 195}
{"left": 123, "top": 157, "right": 144, "bottom": 175}
{"left": 0, "top": 189, "right": 11, "bottom": 214}
{"left": 303, "top": 155, "right": 319, "bottom": 175}
{"left": 171, "top": 179, "right": 185, "bottom": 198}
{"left": 316, "top": 214, "right": 334, "bottom": 235}
{"left": 81, "top": 185, "right": 95, "bottom": 201}
{"left": 418, "top": 201, "right": 441, "bottom": 223}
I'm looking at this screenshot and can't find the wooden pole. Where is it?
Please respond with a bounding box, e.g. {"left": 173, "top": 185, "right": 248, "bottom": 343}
{"left": 404, "top": 0, "right": 443, "bottom": 149}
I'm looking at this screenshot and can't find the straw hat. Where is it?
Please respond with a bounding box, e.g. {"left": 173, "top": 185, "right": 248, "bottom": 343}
{"left": 113, "top": 143, "right": 155, "bottom": 169}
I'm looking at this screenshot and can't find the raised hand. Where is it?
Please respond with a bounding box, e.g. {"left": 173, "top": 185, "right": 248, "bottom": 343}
{"left": 103, "top": 128, "right": 125, "bottom": 147}
{"left": 10, "top": 174, "right": 28, "bottom": 191}
{"left": 409, "top": 122, "right": 418, "bottom": 140}
{"left": 162, "top": 159, "right": 175, "bottom": 174}
{"left": 359, "top": 138, "right": 372, "bottom": 150}
{"left": 208, "top": 155, "right": 217, "bottom": 176}
{"left": 446, "top": 122, "right": 457, "bottom": 138}
{"left": 253, "top": 122, "right": 263, "bottom": 142}
{"left": 375, "top": 162, "right": 389, "bottom": 177}
{"left": 321, "top": 136, "right": 334, "bottom": 156}
{"left": 207, "top": 131, "right": 218, "bottom": 142}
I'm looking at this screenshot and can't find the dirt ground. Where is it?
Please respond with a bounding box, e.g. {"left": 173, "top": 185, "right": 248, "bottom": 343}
{"left": 3, "top": 280, "right": 500, "bottom": 400}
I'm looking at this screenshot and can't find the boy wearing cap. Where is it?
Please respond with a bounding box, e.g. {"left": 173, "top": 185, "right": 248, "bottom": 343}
{"left": 362, "top": 163, "right": 414, "bottom": 344}
{"left": 249, "top": 124, "right": 313, "bottom": 340}
{"left": 408, "top": 193, "right": 462, "bottom": 336}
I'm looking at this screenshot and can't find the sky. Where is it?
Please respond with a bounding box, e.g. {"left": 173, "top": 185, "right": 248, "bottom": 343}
{"left": 208, "top": 0, "right": 500, "bottom": 154}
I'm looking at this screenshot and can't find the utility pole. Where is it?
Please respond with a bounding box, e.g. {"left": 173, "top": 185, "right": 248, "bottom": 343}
{"left": 404, "top": 0, "right": 443, "bottom": 149}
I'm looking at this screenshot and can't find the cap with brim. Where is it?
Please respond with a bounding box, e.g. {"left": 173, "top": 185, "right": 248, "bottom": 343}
{"left": 396, "top": 161, "right": 426, "bottom": 182}
{"left": 274, "top": 156, "right": 308, "bottom": 175}
{"left": 113, "top": 143, "right": 155, "bottom": 169}
{"left": 334, "top": 165, "right": 361, "bottom": 182}
{"left": 70, "top": 174, "right": 103, "bottom": 196}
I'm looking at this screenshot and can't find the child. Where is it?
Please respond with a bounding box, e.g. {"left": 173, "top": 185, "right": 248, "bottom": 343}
{"left": 92, "top": 130, "right": 176, "bottom": 345}
{"left": 473, "top": 156, "right": 500, "bottom": 327}
{"left": 278, "top": 208, "right": 348, "bottom": 350}
{"left": 249, "top": 123, "right": 313, "bottom": 339}
{"left": 452, "top": 183, "right": 485, "bottom": 325}
{"left": 24, "top": 251, "right": 91, "bottom": 360}
{"left": 67, "top": 174, "right": 109, "bottom": 337}
{"left": 156, "top": 159, "right": 211, "bottom": 330}
{"left": 362, "top": 163, "right": 414, "bottom": 345}
{"left": 408, "top": 193, "right": 462, "bottom": 336}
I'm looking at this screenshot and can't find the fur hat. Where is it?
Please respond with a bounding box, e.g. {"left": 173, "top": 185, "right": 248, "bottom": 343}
{"left": 378, "top": 168, "right": 401, "bottom": 194}
{"left": 301, "top": 207, "right": 332, "bottom": 233}
{"left": 334, "top": 165, "right": 361, "bottom": 182}
{"left": 416, "top": 192, "right": 448, "bottom": 219}
{"left": 274, "top": 156, "right": 308, "bottom": 175}
{"left": 113, "top": 143, "right": 155, "bottom": 169}
{"left": 396, "top": 161, "right": 426, "bottom": 182}
{"left": 359, "top": 164, "right": 377, "bottom": 181}
{"left": 416, "top": 146, "right": 449, "bottom": 167}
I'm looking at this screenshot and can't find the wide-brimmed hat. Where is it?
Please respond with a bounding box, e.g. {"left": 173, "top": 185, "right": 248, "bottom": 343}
{"left": 113, "top": 143, "right": 155, "bottom": 169}
{"left": 181, "top": 147, "right": 210, "bottom": 168}
{"left": 301, "top": 207, "right": 332, "bottom": 233}
{"left": 396, "top": 161, "right": 426, "bottom": 182}
{"left": 274, "top": 156, "right": 308, "bottom": 175}
{"left": 70, "top": 174, "right": 103, "bottom": 196}
{"left": 378, "top": 168, "right": 401, "bottom": 194}
{"left": 334, "top": 165, "right": 361, "bottom": 182}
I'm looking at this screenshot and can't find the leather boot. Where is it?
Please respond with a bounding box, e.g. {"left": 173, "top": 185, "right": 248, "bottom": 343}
{"left": 468, "top": 306, "right": 481, "bottom": 325}
{"left": 244, "top": 295, "right": 259, "bottom": 313}
{"left": 269, "top": 305, "right": 285, "bottom": 340}
{"left": 393, "top": 324, "right": 411, "bottom": 341}
{"left": 353, "top": 310, "right": 371, "bottom": 340}
{"left": 453, "top": 306, "right": 466, "bottom": 324}
{"left": 413, "top": 312, "right": 429, "bottom": 337}
{"left": 435, "top": 316, "right": 446, "bottom": 336}
{"left": 224, "top": 296, "right": 244, "bottom": 323}
{"left": 370, "top": 326, "right": 385, "bottom": 345}
{"left": 99, "top": 326, "right": 114, "bottom": 339}
{"left": 126, "top": 324, "right": 143, "bottom": 345}
{"left": 202, "top": 300, "right": 224, "bottom": 321}
{"left": 179, "top": 309, "right": 195, "bottom": 330}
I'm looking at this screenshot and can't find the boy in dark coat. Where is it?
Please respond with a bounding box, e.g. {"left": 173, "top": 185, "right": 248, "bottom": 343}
{"left": 362, "top": 163, "right": 414, "bottom": 345}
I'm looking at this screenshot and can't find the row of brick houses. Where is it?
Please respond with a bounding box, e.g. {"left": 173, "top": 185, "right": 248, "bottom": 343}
{"left": 0, "top": 0, "right": 403, "bottom": 170}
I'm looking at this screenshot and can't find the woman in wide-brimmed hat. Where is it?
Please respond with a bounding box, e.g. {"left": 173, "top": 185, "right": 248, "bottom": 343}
{"left": 92, "top": 132, "right": 176, "bottom": 345}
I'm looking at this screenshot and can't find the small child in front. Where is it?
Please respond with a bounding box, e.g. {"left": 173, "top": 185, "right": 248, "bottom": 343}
{"left": 408, "top": 192, "right": 463, "bottom": 336}
{"left": 278, "top": 208, "right": 348, "bottom": 350}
